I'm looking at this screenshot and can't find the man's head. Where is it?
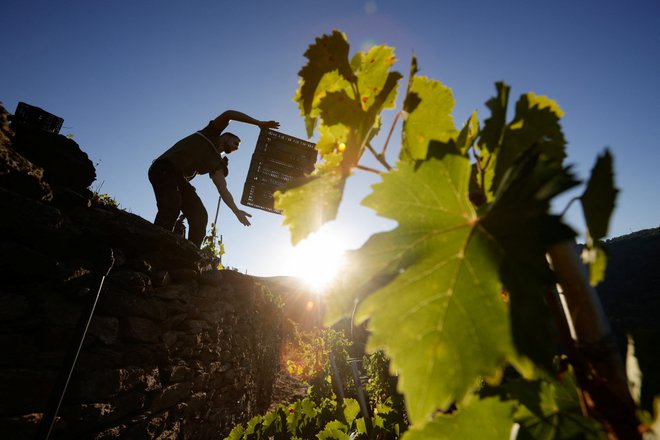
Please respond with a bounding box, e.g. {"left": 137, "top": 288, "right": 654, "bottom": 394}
{"left": 220, "top": 132, "right": 240, "bottom": 153}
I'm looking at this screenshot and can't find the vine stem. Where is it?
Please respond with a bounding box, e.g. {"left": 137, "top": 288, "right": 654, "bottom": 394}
{"left": 380, "top": 111, "right": 402, "bottom": 157}
{"left": 365, "top": 143, "right": 392, "bottom": 171}
{"left": 547, "top": 240, "right": 641, "bottom": 440}
{"left": 356, "top": 164, "right": 380, "bottom": 174}
{"left": 560, "top": 196, "right": 581, "bottom": 218}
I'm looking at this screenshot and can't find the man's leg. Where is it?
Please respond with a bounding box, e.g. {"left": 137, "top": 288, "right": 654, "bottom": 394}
{"left": 148, "top": 164, "right": 181, "bottom": 232}
{"left": 181, "top": 186, "right": 208, "bottom": 248}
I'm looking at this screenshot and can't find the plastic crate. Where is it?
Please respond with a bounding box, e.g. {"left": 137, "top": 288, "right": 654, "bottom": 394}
{"left": 241, "top": 130, "right": 318, "bottom": 214}
{"left": 246, "top": 153, "right": 307, "bottom": 187}
{"left": 254, "top": 129, "right": 317, "bottom": 169}
{"left": 241, "top": 181, "right": 283, "bottom": 214}
{"left": 13, "top": 102, "right": 63, "bottom": 133}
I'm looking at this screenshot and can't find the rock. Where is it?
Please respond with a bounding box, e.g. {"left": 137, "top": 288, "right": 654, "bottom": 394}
{"left": 120, "top": 317, "right": 160, "bottom": 343}
{"left": 10, "top": 124, "right": 96, "bottom": 196}
{"left": 150, "top": 382, "right": 193, "bottom": 413}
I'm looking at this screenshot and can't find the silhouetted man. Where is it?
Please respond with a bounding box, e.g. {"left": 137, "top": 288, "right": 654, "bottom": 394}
{"left": 148, "top": 110, "right": 279, "bottom": 247}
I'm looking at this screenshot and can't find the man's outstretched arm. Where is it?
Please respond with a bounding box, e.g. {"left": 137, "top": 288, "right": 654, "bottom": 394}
{"left": 211, "top": 110, "right": 279, "bottom": 131}
{"left": 210, "top": 169, "right": 252, "bottom": 226}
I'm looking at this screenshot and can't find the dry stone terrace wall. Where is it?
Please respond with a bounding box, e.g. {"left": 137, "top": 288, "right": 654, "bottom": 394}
{"left": 0, "top": 105, "right": 286, "bottom": 439}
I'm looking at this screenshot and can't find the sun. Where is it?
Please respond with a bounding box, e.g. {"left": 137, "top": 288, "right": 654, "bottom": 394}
{"left": 287, "top": 228, "right": 347, "bottom": 294}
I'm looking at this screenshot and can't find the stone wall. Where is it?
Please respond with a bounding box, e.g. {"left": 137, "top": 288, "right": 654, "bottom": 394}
{"left": 0, "top": 105, "right": 286, "bottom": 439}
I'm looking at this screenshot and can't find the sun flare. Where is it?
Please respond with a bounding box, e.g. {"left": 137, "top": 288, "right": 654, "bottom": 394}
{"left": 288, "top": 229, "right": 347, "bottom": 294}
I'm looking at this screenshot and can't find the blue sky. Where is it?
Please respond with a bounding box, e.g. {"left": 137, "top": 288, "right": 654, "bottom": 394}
{"left": 2, "top": 0, "right": 659, "bottom": 277}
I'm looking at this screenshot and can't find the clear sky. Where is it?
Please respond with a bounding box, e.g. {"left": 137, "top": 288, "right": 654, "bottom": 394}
{"left": 2, "top": 0, "right": 659, "bottom": 278}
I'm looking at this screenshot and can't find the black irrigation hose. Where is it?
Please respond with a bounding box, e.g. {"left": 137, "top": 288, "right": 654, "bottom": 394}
{"left": 37, "top": 249, "right": 115, "bottom": 440}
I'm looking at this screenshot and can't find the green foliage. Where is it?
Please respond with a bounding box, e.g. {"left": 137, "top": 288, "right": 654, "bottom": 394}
{"left": 277, "top": 30, "right": 402, "bottom": 245}
{"left": 269, "top": 30, "right": 637, "bottom": 439}
{"left": 400, "top": 56, "right": 456, "bottom": 161}
{"left": 225, "top": 380, "right": 405, "bottom": 439}
{"left": 92, "top": 192, "right": 120, "bottom": 208}
{"left": 354, "top": 156, "right": 515, "bottom": 422}
{"left": 200, "top": 222, "right": 224, "bottom": 269}
{"left": 403, "top": 397, "right": 515, "bottom": 440}
{"left": 226, "top": 397, "right": 388, "bottom": 440}
{"left": 286, "top": 328, "right": 354, "bottom": 400}
{"left": 580, "top": 150, "right": 618, "bottom": 285}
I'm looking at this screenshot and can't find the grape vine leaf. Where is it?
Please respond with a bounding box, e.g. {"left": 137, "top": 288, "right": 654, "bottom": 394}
{"left": 483, "top": 373, "right": 607, "bottom": 440}
{"left": 296, "top": 30, "right": 356, "bottom": 137}
{"left": 484, "top": 151, "right": 578, "bottom": 373}
{"left": 401, "top": 67, "right": 457, "bottom": 161}
{"left": 340, "top": 149, "right": 578, "bottom": 425}
{"left": 352, "top": 155, "right": 515, "bottom": 424}
{"left": 401, "top": 397, "right": 515, "bottom": 440}
{"left": 456, "top": 110, "right": 479, "bottom": 156}
{"left": 479, "top": 81, "right": 510, "bottom": 155}
{"left": 342, "top": 398, "right": 361, "bottom": 427}
{"left": 580, "top": 149, "right": 617, "bottom": 285}
{"left": 489, "top": 92, "right": 567, "bottom": 196}
{"left": 352, "top": 45, "right": 398, "bottom": 111}
{"left": 284, "top": 36, "right": 403, "bottom": 244}
{"left": 424, "top": 112, "right": 480, "bottom": 164}
{"left": 317, "top": 420, "right": 350, "bottom": 440}
{"left": 274, "top": 165, "right": 347, "bottom": 245}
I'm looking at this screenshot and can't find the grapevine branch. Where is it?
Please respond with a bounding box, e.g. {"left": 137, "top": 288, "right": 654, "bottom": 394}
{"left": 560, "top": 196, "right": 581, "bottom": 218}
{"left": 548, "top": 241, "right": 641, "bottom": 440}
{"left": 380, "top": 111, "right": 402, "bottom": 157}
{"left": 356, "top": 164, "right": 381, "bottom": 174}
{"left": 365, "top": 142, "right": 392, "bottom": 171}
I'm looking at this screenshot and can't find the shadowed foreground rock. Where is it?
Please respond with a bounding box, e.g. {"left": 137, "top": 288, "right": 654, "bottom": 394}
{"left": 0, "top": 105, "right": 285, "bottom": 439}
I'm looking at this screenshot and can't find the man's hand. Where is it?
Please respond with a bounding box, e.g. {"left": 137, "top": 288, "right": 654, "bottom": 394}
{"left": 236, "top": 210, "right": 252, "bottom": 226}
{"left": 259, "top": 120, "right": 280, "bottom": 130}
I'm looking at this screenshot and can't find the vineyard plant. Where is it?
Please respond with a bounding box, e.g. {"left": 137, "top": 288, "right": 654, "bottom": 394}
{"left": 228, "top": 30, "right": 659, "bottom": 439}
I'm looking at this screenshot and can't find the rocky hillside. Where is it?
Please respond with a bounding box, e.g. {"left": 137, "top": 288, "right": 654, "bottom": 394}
{"left": 0, "top": 103, "right": 289, "bottom": 439}
{"left": 597, "top": 227, "right": 660, "bottom": 411}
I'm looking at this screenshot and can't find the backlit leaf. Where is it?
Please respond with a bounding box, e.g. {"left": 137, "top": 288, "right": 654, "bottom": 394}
{"left": 401, "top": 72, "right": 457, "bottom": 161}
{"left": 479, "top": 81, "right": 510, "bottom": 155}
{"left": 402, "top": 397, "right": 515, "bottom": 440}
{"left": 579, "top": 150, "right": 616, "bottom": 286}
{"left": 353, "top": 156, "right": 515, "bottom": 424}
{"left": 354, "top": 45, "right": 398, "bottom": 111}
{"left": 275, "top": 168, "right": 347, "bottom": 245}
{"left": 487, "top": 374, "right": 607, "bottom": 440}
{"left": 296, "top": 30, "right": 356, "bottom": 137}
{"left": 484, "top": 152, "right": 578, "bottom": 372}
{"left": 490, "top": 92, "right": 567, "bottom": 195}
{"left": 581, "top": 245, "right": 608, "bottom": 286}
{"left": 581, "top": 149, "right": 617, "bottom": 243}
{"left": 456, "top": 111, "right": 479, "bottom": 155}
{"left": 318, "top": 91, "right": 365, "bottom": 131}
{"left": 316, "top": 123, "right": 350, "bottom": 158}
{"left": 317, "top": 420, "right": 349, "bottom": 440}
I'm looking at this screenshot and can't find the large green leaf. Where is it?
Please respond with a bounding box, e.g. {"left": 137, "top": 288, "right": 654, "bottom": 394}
{"left": 353, "top": 156, "right": 515, "bottom": 424}
{"left": 401, "top": 71, "right": 457, "bottom": 161}
{"left": 402, "top": 397, "right": 515, "bottom": 440}
{"left": 274, "top": 167, "right": 347, "bottom": 245}
{"left": 296, "top": 30, "right": 356, "bottom": 137}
